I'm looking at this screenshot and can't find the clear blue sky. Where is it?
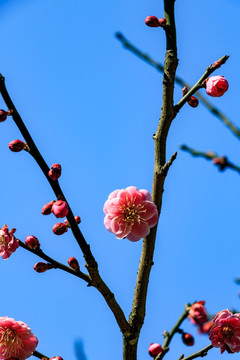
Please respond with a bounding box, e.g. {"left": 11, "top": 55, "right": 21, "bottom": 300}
{"left": 0, "top": 0, "right": 240, "bottom": 359}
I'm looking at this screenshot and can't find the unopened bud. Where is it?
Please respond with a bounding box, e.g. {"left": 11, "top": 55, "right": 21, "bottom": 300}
{"left": 158, "top": 18, "right": 167, "bottom": 27}
{"left": 182, "top": 333, "right": 194, "bottom": 346}
{"left": 213, "top": 156, "right": 228, "bottom": 171}
{"left": 182, "top": 86, "right": 188, "bottom": 96}
{"left": 42, "top": 201, "right": 55, "bottom": 215}
{"left": 0, "top": 109, "right": 12, "bottom": 122}
{"left": 25, "top": 235, "right": 40, "bottom": 250}
{"left": 34, "top": 262, "right": 53, "bottom": 273}
{"left": 52, "top": 200, "right": 69, "bottom": 218}
{"left": 187, "top": 96, "right": 199, "bottom": 108}
{"left": 148, "top": 343, "right": 163, "bottom": 357}
{"left": 49, "top": 357, "right": 63, "bottom": 360}
{"left": 53, "top": 222, "right": 68, "bottom": 235}
{"left": 212, "top": 60, "right": 222, "bottom": 69}
{"left": 8, "top": 139, "right": 26, "bottom": 152}
{"left": 145, "top": 16, "right": 160, "bottom": 27}
{"left": 68, "top": 257, "right": 80, "bottom": 271}
{"left": 64, "top": 215, "right": 81, "bottom": 227}
{"left": 48, "top": 163, "right": 61, "bottom": 181}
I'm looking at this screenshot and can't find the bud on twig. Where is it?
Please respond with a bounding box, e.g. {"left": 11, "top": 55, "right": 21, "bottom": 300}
{"left": 68, "top": 257, "right": 80, "bottom": 271}
{"left": 25, "top": 235, "right": 40, "bottom": 250}
{"left": 182, "top": 333, "right": 194, "bottom": 346}
{"left": 145, "top": 16, "right": 160, "bottom": 27}
{"left": 158, "top": 18, "right": 167, "bottom": 27}
{"left": 8, "top": 140, "right": 26, "bottom": 152}
{"left": 148, "top": 343, "right": 163, "bottom": 357}
{"left": 64, "top": 215, "right": 81, "bottom": 227}
{"left": 34, "top": 262, "right": 54, "bottom": 273}
{"left": 187, "top": 96, "right": 199, "bottom": 108}
{"left": 48, "top": 163, "right": 62, "bottom": 181}
{"left": 0, "top": 109, "right": 12, "bottom": 122}
{"left": 42, "top": 201, "right": 55, "bottom": 215}
{"left": 52, "top": 222, "right": 68, "bottom": 235}
{"left": 52, "top": 200, "right": 69, "bottom": 218}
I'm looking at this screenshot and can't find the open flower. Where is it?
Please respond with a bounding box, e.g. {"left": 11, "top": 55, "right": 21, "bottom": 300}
{"left": 0, "top": 316, "right": 38, "bottom": 359}
{"left": 103, "top": 186, "right": 158, "bottom": 242}
{"left": 209, "top": 309, "right": 240, "bottom": 353}
{"left": 0, "top": 225, "right": 19, "bottom": 259}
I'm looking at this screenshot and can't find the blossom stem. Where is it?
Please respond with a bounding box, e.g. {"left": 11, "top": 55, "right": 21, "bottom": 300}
{"left": 33, "top": 350, "right": 50, "bottom": 359}
{"left": 178, "top": 344, "right": 213, "bottom": 360}
{"left": 155, "top": 304, "right": 191, "bottom": 360}
{"left": 180, "top": 144, "right": 240, "bottom": 174}
{"left": 18, "top": 240, "right": 91, "bottom": 284}
{"left": 116, "top": 34, "right": 240, "bottom": 139}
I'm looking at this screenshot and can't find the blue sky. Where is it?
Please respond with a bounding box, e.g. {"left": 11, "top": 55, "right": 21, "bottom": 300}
{"left": 0, "top": 0, "right": 240, "bottom": 359}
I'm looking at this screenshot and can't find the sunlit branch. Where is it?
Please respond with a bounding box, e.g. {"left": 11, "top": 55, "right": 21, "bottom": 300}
{"left": 115, "top": 33, "right": 240, "bottom": 139}
{"left": 178, "top": 344, "right": 213, "bottom": 360}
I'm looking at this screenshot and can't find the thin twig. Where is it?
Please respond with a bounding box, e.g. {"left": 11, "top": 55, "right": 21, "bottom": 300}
{"left": 33, "top": 350, "right": 49, "bottom": 359}
{"left": 155, "top": 304, "right": 191, "bottom": 360}
{"left": 116, "top": 33, "right": 240, "bottom": 139}
{"left": 180, "top": 144, "right": 240, "bottom": 174}
{"left": 178, "top": 344, "right": 213, "bottom": 360}
{"left": 18, "top": 240, "right": 91, "bottom": 284}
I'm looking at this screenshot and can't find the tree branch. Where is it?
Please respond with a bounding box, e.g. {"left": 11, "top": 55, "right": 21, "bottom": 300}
{"left": 178, "top": 344, "right": 213, "bottom": 360}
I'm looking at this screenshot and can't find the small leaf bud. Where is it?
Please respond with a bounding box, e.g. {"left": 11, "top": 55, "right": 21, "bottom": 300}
{"left": 182, "top": 86, "right": 188, "bottom": 96}
{"left": 145, "top": 16, "right": 160, "bottom": 27}
{"left": 148, "top": 343, "right": 163, "bottom": 357}
{"left": 52, "top": 222, "right": 68, "bottom": 235}
{"left": 182, "top": 333, "right": 194, "bottom": 346}
{"left": 8, "top": 140, "right": 26, "bottom": 152}
{"left": 34, "top": 262, "right": 53, "bottom": 273}
{"left": 68, "top": 257, "right": 80, "bottom": 271}
{"left": 25, "top": 235, "right": 40, "bottom": 250}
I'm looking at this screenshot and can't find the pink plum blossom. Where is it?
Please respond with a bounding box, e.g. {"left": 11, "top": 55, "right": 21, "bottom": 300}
{"left": 0, "top": 225, "right": 19, "bottom": 260}
{"left": 103, "top": 186, "right": 158, "bottom": 242}
{"left": 209, "top": 309, "right": 240, "bottom": 353}
{"left": 51, "top": 200, "right": 69, "bottom": 218}
{"left": 205, "top": 75, "right": 229, "bottom": 97}
{"left": 0, "top": 316, "right": 38, "bottom": 359}
{"left": 188, "top": 301, "right": 207, "bottom": 325}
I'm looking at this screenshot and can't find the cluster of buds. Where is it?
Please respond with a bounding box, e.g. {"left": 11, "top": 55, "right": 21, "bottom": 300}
{"left": 48, "top": 163, "right": 61, "bottom": 180}
{"left": 0, "top": 109, "right": 13, "bottom": 122}
{"left": 145, "top": 16, "right": 167, "bottom": 28}
{"left": 148, "top": 343, "right": 163, "bottom": 357}
{"left": 8, "top": 139, "right": 28, "bottom": 152}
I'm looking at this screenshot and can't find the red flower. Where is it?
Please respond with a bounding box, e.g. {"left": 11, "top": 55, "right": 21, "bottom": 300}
{"left": 209, "top": 309, "right": 240, "bottom": 353}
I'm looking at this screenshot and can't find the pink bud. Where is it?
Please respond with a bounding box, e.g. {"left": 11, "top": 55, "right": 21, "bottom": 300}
{"left": 205, "top": 75, "right": 229, "bottom": 97}
{"left": 187, "top": 96, "right": 199, "bottom": 108}
{"left": 213, "top": 156, "right": 228, "bottom": 171}
{"left": 0, "top": 109, "right": 12, "bottom": 122}
{"left": 48, "top": 163, "right": 62, "bottom": 180}
{"left": 198, "top": 320, "right": 214, "bottom": 334}
{"left": 182, "top": 333, "right": 194, "bottom": 346}
{"left": 182, "top": 86, "right": 188, "bottom": 96}
{"left": 145, "top": 16, "right": 160, "bottom": 27}
{"left": 34, "top": 262, "right": 53, "bottom": 273}
{"left": 53, "top": 222, "right": 68, "bottom": 235}
{"left": 68, "top": 257, "right": 80, "bottom": 271}
{"left": 158, "top": 18, "right": 167, "bottom": 27}
{"left": 8, "top": 139, "right": 26, "bottom": 152}
{"left": 148, "top": 343, "right": 163, "bottom": 357}
{"left": 52, "top": 200, "right": 69, "bottom": 218}
{"left": 64, "top": 215, "right": 81, "bottom": 227}
{"left": 25, "top": 235, "right": 40, "bottom": 250}
{"left": 49, "top": 357, "right": 63, "bottom": 360}
{"left": 42, "top": 201, "right": 55, "bottom": 215}
{"left": 189, "top": 301, "right": 207, "bottom": 325}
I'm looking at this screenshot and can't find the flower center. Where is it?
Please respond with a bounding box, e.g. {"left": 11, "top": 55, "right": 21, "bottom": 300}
{"left": 0, "top": 235, "right": 6, "bottom": 246}
{"left": 121, "top": 203, "right": 140, "bottom": 223}
{"left": 222, "top": 326, "right": 234, "bottom": 339}
{"left": 0, "top": 328, "right": 23, "bottom": 357}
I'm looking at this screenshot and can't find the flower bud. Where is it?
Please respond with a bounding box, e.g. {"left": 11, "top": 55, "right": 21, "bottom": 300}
{"left": 49, "top": 357, "right": 63, "bottom": 360}
{"left": 52, "top": 200, "right": 69, "bottom": 218}
{"left": 48, "top": 163, "right": 61, "bottom": 181}
{"left": 182, "top": 86, "right": 188, "bottom": 96}
{"left": 213, "top": 156, "right": 228, "bottom": 171}
{"left": 34, "top": 262, "right": 53, "bottom": 273}
{"left": 148, "top": 343, "right": 163, "bottom": 357}
{"left": 198, "top": 320, "right": 214, "bottom": 334}
{"left": 182, "top": 333, "right": 194, "bottom": 346}
{"left": 68, "top": 257, "right": 80, "bottom": 271}
{"left": 205, "top": 75, "right": 229, "bottom": 97}
{"left": 189, "top": 301, "right": 207, "bottom": 325}
{"left": 8, "top": 140, "right": 26, "bottom": 152}
{"left": 42, "top": 201, "right": 55, "bottom": 215}
{"left": 64, "top": 215, "right": 81, "bottom": 227}
{"left": 52, "top": 222, "right": 68, "bottom": 235}
{"left": 158, "top": 18, "right": 167, "bottom": 27}
{"left": 187, "top": 96, "right": 199, "bottom": 108}
{"left": 0, "top": 109, "right": 12, "bottom": 122}
{"left": 25, "top": 235, "right": 40, "bottom": 250}
{"left": 145, "top": 16, "right": 160, "bottom": 27}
